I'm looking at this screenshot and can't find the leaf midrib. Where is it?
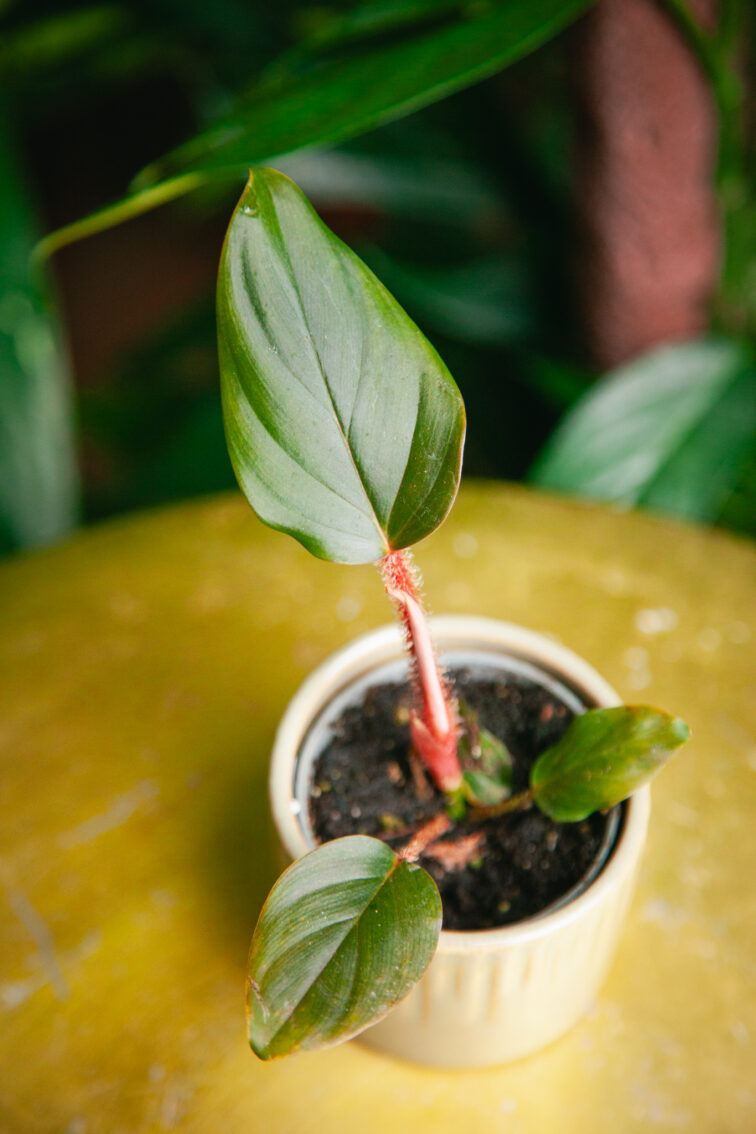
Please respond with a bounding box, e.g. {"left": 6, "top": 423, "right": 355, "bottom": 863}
{"left": 261, "top": 176, "right": 390, "bottom": 556}
{"left": 254, "top": 856, "right": 402, "bottom": 1051}
{"left": 224, "top": 340, "right": 385, "bottom": 536}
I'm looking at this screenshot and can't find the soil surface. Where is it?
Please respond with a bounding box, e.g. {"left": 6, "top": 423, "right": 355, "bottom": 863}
{"left": 309, "top": 666, "right": 615, "bottom": 930}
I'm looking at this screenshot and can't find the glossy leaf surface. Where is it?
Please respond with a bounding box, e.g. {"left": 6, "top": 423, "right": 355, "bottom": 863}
{"left": 218, "top": 168, "right": 465, "bottom": 563}
{"left": 531, "top": 706, "right": 690, "bottom": 822}
{"left": 247, "top": 836, "right": 442, "bottom": 1059}
{"left": 137, "top": 0, "right": 592, "bottom": 186}
{"left": 531, "top": 339, "right": 756, "bottom": 524}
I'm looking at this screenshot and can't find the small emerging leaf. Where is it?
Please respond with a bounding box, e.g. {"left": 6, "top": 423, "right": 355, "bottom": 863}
{"left": 531, "top": 706, "right": 690, "bottom": 822}
{"left": 247, "top": 835, "right": 441, "bottom": 1059}
{"left": 462, "top": 768, "right": 510, "bottom": 807}
{"left": 456, "top": 708, "right": 512, "bottom": 807}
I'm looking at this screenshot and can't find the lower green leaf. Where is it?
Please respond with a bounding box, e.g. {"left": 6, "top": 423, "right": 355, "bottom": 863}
{"left": 247, "top": 835, "right": 442, "bottom": 1059}
{"left": 530, "top": 706, "right": 690, "bottom": 822}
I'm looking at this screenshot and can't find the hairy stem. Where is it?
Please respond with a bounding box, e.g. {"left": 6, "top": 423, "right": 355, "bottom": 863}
{"left": 380, "top": 549, "right": 462, "bottom": 791}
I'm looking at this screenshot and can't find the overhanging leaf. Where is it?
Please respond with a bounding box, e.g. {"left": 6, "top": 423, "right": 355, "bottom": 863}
{"left": 218, "top": 168, "right": 466, "bottom": 564}
{"left": 136, "top": 0, "right": 593, "bottom": 186}
{"left": 531, "top": 706, "right": 690, "bottom": 822}
{"left": 247, "top": 835, "right": 442, "bottom": 1059}
{"left": 37, "top": 0, "right": 592, "bottom": 256}
{"left": 530, "top": 338, "right": 756, "bottom": 525}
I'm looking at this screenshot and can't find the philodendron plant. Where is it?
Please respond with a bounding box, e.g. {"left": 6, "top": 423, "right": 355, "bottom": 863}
{"left": 218, "top": 169, "right": 690, "bottom": 1061}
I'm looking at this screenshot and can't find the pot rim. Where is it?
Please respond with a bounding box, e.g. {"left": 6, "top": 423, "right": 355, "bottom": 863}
{"left": 270, "top": 615, "right": 651, "bottom": 956}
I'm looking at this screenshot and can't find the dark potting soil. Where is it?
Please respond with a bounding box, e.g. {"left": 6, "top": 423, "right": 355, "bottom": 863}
{"left": 309, "top": 667, "right": 613, "bottom": 931}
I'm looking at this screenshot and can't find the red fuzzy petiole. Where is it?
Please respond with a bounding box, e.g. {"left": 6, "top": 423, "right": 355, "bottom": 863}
{"left": 380, "top": 550, "right": 462, "bottom": 792}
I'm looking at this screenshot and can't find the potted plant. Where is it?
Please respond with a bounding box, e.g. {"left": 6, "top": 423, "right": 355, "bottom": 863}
{"left": 217, "top": 168, "right": 689, "bottom": 1068}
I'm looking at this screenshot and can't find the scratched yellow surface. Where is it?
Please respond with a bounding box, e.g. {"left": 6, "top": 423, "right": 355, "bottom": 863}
{"left": 0, "top": 483, "right": 754, "bottom": 1133}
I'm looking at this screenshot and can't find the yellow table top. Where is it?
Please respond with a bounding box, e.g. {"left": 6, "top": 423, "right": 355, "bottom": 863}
{"left": 1, "top": 483, "right": 754, "bottom": 1133}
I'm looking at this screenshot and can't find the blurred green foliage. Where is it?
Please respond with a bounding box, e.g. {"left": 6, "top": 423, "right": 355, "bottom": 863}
{"left": 0, "top": 0, "right": 753, "bottom": 552}
{"left": 532, "top": 339, "right": 756, "bottom": 525}
{"left": 0, "top": 108, "right": 79, "bottom": 552}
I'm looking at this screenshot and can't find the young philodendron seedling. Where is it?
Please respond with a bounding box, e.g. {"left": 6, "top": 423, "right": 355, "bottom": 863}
{"left": 218, "top": 168, "right": 690, "bottom": 1061}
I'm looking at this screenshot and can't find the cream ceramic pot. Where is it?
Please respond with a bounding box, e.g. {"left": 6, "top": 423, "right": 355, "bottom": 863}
{"left": 269, "top": 616, "right": 650, "bottom": 1069}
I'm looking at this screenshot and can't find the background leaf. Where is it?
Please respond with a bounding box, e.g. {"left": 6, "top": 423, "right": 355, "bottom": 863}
{"left": 277, "top": 145, "right": 503, "bottom": 229}
{"left": 531, "top": 706, "right": 690, "bottom": 822}
{"left": 247, "top": 835, "right": 442, "bottom": 1059}
{"left": 364, "top": 248, "right": 537, "bottom": 346}
{"left": 135, "top": 0, "right": 593, "bottom": 186}
{"left": 282, "top": 0, "right": 473, "bottom": 61}
{"left": 530, "top": 338, "right": 756, "bottom": 524}
{"left": 0, "top": 106, "right": 79, "bottom": 551}
{"left": 218, "top": 167, "right": 466, "bottom": 564}
{"left": 36, "top": 0, "right": 592, "bottom": 256}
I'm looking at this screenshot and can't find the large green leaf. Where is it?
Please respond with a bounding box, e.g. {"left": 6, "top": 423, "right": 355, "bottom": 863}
{"left": 0, "top": 107, "right": 79, "bottom": 552}
{"left": 531, "top": 706, "right": 690, "bottom": 822}
{"left": 218, "top": 168, "right": 466, "bottom": 564}
{"left": 530, "top": 339, "right": 756, "bottom": 525}
{"left": 247, "top": 835, "right": 442, "bottom": 1059}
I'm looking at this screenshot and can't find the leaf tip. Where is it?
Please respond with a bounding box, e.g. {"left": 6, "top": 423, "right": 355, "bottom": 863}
{"left": 248, "top": 1034, "right": 275, "bottom": 1062}
{"left": 670, "top": 716, "right": 691, "bottom": 745}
